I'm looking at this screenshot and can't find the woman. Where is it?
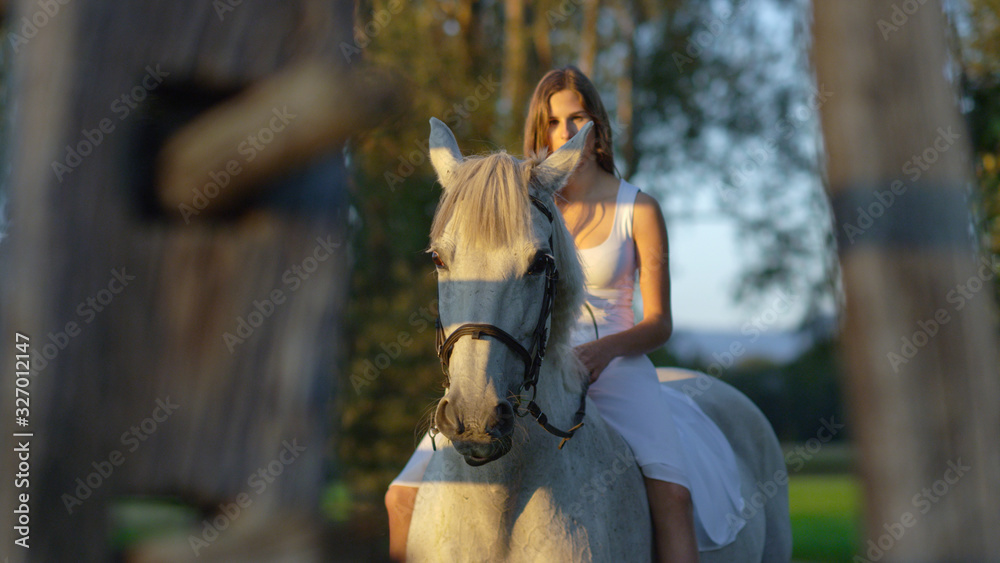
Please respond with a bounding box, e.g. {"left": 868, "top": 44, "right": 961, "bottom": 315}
{"left": 525, "top": 65, "right": 698, "bottom": 562}
{"left": 386, "top": 66, "right": 744, "bottom": 562}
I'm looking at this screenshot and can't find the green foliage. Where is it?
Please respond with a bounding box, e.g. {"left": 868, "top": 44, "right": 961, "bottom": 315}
{"left": 958, "top": 0, "right": 1000, "bottom": 308}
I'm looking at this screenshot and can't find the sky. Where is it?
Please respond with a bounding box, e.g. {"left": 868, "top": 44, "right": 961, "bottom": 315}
{"left": 668, "top": 215, "right": 755, "bottom": 331}
{"left": 636, "top": 0, "right": 833, "bottom": 333}
{"left": 647, "top": 196, "right": 821, "bottom": 333}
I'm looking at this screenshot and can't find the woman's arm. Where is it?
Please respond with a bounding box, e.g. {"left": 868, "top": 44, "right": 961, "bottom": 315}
{"left": 575, "top": 191, "right": 673, "bottom": 382}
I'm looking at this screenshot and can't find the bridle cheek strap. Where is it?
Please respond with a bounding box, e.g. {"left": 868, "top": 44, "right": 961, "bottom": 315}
{"left": 435, "top": 253, "right": 556, "bottom": 395}
{"left": 431, "top": 196, "right": 586, "bottom": 450}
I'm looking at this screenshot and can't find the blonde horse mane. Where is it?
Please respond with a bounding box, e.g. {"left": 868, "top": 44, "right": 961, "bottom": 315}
{"left": 428, "top": 150, "right": 586, "bottom": 377}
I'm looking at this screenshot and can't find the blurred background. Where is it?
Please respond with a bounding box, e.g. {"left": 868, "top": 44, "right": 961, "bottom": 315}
{"left": 0, "top": 0, "right": 997, "bottom": 561}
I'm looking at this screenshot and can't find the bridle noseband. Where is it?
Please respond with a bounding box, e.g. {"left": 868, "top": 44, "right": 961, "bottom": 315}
{"left": 431, "top": 196, "right": 586, "bottom": 451}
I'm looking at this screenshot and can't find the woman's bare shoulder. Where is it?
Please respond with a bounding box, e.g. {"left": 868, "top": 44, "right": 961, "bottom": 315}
{"left": 633, "top": 189, "right": 659, "bottom": 207}
{"left": 632, "top": 190, "right": 665, "bottom": 219}
{"left": 631, "top": 189, "right": 668, "bottom": 237}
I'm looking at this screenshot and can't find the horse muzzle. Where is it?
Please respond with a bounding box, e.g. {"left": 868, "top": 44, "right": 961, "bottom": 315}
{"left": 434, "top": 395, "right": 516, "bottom": 465}
{"left": 453, "top": 435, "right": 513, "bottom": 466}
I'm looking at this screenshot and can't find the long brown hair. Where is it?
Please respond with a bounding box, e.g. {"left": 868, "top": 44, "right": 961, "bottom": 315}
{"left": 523, "top": 66, "right": 616, "bottom": 176}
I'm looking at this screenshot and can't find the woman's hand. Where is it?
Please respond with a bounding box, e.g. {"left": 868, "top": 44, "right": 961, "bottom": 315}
{"left": 574, "top": 339, "right": 615, "bottom": 383}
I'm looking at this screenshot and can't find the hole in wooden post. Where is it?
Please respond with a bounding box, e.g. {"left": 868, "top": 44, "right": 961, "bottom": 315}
{"left": 131, "top": 78, "right": 348, "bottom": 224}
{"left": 108, "top": 495, "right": 201, "bottom": 555}
{"left": 132, "top": 80, "right": 246, "bottom": 222}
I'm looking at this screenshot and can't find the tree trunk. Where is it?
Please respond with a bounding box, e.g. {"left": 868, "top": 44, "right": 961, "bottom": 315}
{"left": 615, "top": 0, "right": 637, "bottom": 179}
{"left": 532, "top": 2, "right": 553, "bottom": 72}
{"left": 499, "top": 0, "right": 528, "bottom": 145}
{"left": 0, "top": 1, "right": 363, "bottom": 561}
{"left": 578, "top": 0, "right": 600, "bottom": 76}
{"left": 811, "top": 1, "right": 1000, "bottom": 560}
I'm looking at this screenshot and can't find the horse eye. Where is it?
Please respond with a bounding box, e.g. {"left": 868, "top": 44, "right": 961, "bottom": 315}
{"left": 526, "top": 253, "right": 552, "bottom": 275}
{"left": 431, "top": 251, "right": 446, "bottom": 270}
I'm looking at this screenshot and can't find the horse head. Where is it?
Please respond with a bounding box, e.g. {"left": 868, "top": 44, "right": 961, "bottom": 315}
{"left": 426, "top": 117, "right": 590, "bottom": 466}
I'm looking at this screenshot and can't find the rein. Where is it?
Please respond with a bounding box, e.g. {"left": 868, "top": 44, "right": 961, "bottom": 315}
{"left": 431, "top": 195, "right": 586, "bottom": 451}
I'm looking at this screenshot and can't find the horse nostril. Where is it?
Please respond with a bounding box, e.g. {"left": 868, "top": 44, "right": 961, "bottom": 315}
{"left": 487, "top": 401, "right": 515, "bottom": 438}
{"left": 435, "top": 398, "right": 464, "bottom": 437}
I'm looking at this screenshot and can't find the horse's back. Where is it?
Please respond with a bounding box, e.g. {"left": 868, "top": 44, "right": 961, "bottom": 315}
{"left": 659, "top": 369, "right": 793, "bottom": 563}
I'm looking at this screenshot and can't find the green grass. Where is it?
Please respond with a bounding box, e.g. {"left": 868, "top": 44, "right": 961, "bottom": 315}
{"left": 789, "top": 473, "right": 861, "bottom": 563}
{"left": 108, "top": 497, "right": 200, "bottom": 550}
{"left": 108, "top": 472, "right": 864, "bottom": 560}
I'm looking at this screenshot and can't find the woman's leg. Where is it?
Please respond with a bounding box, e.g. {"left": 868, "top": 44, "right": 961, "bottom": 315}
{"left": 385, "top": 484, "right": 419, "bottom": 562}
{"left": 645, "top": 478, "right": 699, "bottom": 563}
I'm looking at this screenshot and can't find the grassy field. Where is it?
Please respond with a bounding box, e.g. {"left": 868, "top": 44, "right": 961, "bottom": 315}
{"left": 110, "top": 452, "right": 865, "bottom": 561}
{"left": 789, "top": 472, "right": 862, "bottom": 563}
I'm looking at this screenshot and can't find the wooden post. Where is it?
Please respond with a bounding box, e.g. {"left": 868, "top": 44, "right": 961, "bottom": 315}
{"left": 0, "top": 1, "right": 382, "bottom": 560}
{"left": 811, "top": 1, "right": 1000, "bottom": 560}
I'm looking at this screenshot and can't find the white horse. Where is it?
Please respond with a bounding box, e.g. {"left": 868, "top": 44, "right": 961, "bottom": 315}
{"left": 406, "top": 117, "right": 792, "bottom": 562}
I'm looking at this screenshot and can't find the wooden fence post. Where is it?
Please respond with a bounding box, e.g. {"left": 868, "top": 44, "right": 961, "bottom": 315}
{"left": 811, "top": 1, "right": 1000, "bottom": 560}
{"left": 0, "top": 1, "right": 392, "bottom": 560}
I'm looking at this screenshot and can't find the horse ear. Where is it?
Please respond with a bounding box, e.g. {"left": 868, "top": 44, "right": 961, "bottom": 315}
{"left": 429, "top": 117, "right": 463, "bottom": 188}
{"left": 531, "top": 121, "right": 593, "bottom": 194}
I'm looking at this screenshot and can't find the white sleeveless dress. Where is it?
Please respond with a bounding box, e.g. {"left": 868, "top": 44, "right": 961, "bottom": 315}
{"left": 568, "top": 180, "right": 745, "bottom": 550}
{"left": 392, "top": 180, "right": 746, "bottom": 550}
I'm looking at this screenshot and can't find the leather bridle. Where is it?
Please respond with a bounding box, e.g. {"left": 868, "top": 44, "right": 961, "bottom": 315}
{"left": 431, "top": 196, "right": 586, "bottom": 451}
